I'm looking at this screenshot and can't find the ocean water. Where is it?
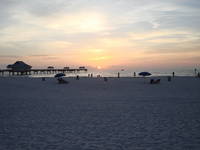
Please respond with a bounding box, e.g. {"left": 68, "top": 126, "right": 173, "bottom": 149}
{"left": 28, "top": 68, "right": 196, "bottom": 78}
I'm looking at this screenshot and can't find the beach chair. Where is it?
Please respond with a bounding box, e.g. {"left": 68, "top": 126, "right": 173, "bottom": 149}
{"left": 150, "top": 79, "right": 160, "bottom": 84}
{"left": 150, "top": 79, "right": 154, "bottom": 84}
{"left": 57, "top": 78, "right": 69, "bottom": 84}
{"left": 154, "top": 79, "right": 160, "bottom": 84}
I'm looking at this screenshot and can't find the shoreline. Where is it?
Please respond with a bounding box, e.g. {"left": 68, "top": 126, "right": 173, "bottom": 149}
{"left": 0, "top": 74, "right": 197, "bottom": 78}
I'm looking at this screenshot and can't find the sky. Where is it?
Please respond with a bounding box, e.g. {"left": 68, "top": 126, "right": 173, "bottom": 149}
{"left": 0, "top": 0, "right": 200, "bottom": 70}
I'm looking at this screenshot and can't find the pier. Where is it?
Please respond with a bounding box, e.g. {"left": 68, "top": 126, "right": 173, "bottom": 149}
{"left": 0, "top": 68, "right": 87, "bottom": 76}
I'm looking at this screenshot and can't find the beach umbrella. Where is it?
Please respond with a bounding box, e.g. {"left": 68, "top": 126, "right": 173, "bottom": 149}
{"left": 54, "top": 73, "right": 65, "bottom": 78}
{"left": 138, "top": 72, "right": 151, "bottom": 77}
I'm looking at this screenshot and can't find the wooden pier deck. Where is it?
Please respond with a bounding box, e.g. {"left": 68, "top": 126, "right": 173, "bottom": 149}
{"left": 0, "top": 68, "right": 87, "bottom": 76}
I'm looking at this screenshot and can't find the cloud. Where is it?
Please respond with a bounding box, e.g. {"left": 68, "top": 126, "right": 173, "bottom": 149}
{"left": 22, "top": 0, "right": 70, "bottom": 17}
{"left": 0, "top": 0, "right": 200, "bottom": 69}
{"left": 129, "top": 30, "right": 200, "bottom": 48}
{"left": 28, "top": 54, "right": 49, "bottom": 57}
{"left": 0, "top": 55, "right": 20, "bottom": 58}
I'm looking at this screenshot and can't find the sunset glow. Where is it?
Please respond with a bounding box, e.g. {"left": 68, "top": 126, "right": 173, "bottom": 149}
{"left": 97, "top": 66, "right": 102, "bottom": 70}
{"left": 0, "top": 0, "right": 200, "bottom": 70}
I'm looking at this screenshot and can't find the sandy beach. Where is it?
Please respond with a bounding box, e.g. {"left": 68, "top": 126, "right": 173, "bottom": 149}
{"left": 0, "top": 76, "right": 200, "bottom": 149}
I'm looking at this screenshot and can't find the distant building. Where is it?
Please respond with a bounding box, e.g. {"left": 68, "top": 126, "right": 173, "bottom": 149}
{"left": 47, "top": 66, "right": 54, "bottom": 70}
{"left": 7, "top": 61, "right": 32, "bottom": 71}
{"left": 79, "top": 66, "right": 85, "bottom": 70}
{"left": 64, "top": 67, "right": 70, "bottom": 70}
{"left": 79, "top": 66, "right": 87, "bottom": 71}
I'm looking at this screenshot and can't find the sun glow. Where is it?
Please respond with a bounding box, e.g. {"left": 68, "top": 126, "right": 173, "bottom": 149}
{"left": 97, "top": 66, "right": 102, "bottom": 69}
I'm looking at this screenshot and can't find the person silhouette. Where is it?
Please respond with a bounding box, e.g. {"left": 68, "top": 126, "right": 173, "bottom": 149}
{"left": 194, "top": 68, "right": 197, "bottom": 76}
{"left": 76, "top": 75, "right": 79, "bottom": 80}
{"left": 104, "top": 77, "right": 108, "bottom": 82}
{"left": 133, "top": 72, "right": 136, "bottom": 77}
{"left": 118, "top": 72, "right": 120, "bottom": 78}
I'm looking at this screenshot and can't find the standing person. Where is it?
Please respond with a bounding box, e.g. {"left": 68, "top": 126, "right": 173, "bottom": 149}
{"left": 117, "top": 72, "right": 120, "bottom": 78}
{"left": 194, "top": 68, "right": 197, "bottom": 76}
{"left": 172, "top": 72, "right": 175, "bottom": 77}
{"left": 167, "top": 76, "right": 171, "bottom": 82}
{"left": 76, "top": 75, "right": 79, "bottom": 80}
{"left": 133, "top": 72, "right": 136, "bottom": 77}
{"left": 104, "top": 77, "right": 108, "bottom": 82}
{"left": 198, "top": 72, "right": 200, "bottom": 78}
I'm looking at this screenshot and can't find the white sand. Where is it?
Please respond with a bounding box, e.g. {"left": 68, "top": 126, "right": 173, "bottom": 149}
{"left": 0, "top": 76, "right": 200, "bottom": 149}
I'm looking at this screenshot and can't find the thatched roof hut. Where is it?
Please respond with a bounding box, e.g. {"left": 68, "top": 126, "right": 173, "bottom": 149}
{"left": 7, "top": 61, "right": 32, "bottom": 71}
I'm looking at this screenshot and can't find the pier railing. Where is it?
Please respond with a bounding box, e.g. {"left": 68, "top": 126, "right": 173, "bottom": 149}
{"left": 0, "top": 68, "right": 87, "bottom": 76}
